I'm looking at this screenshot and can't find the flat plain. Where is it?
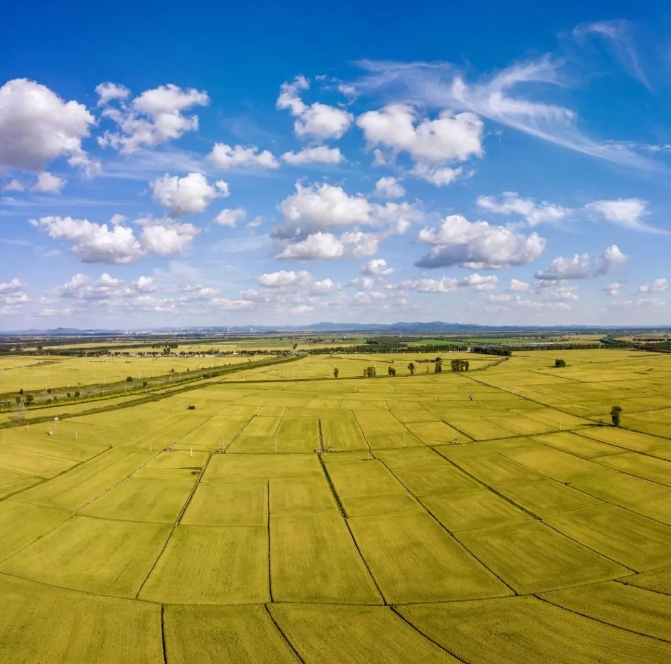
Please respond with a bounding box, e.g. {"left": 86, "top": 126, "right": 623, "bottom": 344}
{"left": 1, "top": 347, "right": 671, "bottom": 661}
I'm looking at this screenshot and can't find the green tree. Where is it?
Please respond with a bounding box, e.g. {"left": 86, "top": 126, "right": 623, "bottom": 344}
{"left": 388, "top": 367, "right": 396, "bottom": 377}
{"left": 333, "top": 368, "right": 339, "bottom": 378}
{"left": 407, "top": 362, "right": 415, "bottom": 375}
{"left": 434, "top": 358, "right": 443, "bottom": 373}
{"left": 555, "top": 359, "right": 566, "bottom": 368}
{"left": 611, "top": 405, "right": 623, "bottom": 427}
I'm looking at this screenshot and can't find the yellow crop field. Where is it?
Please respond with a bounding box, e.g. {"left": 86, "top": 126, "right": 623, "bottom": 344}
{"left": 1, "top": 346, "right": 671, "bottom": 660}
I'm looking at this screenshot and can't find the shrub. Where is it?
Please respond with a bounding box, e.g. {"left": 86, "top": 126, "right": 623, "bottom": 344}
{"left": 187, "top": 405, "right": 196, "bottom": 410}
{"left": 126, "top": 376, "right": 133, "bottom": 382}
{"left": 555, "top": 359, "right": 566, "bottom": 368}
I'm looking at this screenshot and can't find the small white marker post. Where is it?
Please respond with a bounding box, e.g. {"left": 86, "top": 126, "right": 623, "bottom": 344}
{"left": 190, "top": 446, "right": 193, "bottom": 458}
{"left": 75, "top": 431, "right": 78, "bottom": 442}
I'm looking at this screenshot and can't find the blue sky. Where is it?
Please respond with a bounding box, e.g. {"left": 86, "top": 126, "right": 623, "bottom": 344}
{"left": 2, "top": 1, "right": 671, "bottom": 329}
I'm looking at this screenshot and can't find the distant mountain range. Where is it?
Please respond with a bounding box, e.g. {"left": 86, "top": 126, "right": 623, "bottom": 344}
{"left": 1, "top": 322, "right": 669, "bottom": 336}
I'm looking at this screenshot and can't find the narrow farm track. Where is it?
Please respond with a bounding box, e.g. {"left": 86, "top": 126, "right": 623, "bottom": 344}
{"left": 1, "top": 349, "right": 671, "bottom": 662}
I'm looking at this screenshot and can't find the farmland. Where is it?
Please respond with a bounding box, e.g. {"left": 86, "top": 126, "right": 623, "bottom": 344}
{"left": 1, "top": 347, "right": 671, "bottom": 661}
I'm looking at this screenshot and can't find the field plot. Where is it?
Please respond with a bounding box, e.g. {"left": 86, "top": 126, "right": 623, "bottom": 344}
{"left": 2, "top": 346, "right": 671, "bottom": 661}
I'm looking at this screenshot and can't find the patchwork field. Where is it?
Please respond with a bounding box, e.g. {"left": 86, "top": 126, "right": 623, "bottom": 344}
{"left": 1, "top": 348, "right": 671, "bottom": 661}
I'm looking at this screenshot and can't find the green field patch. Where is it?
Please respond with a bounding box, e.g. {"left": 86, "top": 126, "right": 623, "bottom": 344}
{"left": 173, "top": 417, "right": 250, "bottom": 452}
{"left": 273, "top": 604, "right": 461, "bottom": 663}
{"left": 221, "top": 404, "right": 260, "bottom": 418}
{"left": 577, "top": 427, "right": 671, "bottom": 453}
{"left": 405, "top": 421, "right": 462, "bottom": 445}
{"left": 420, "top": 490, "right": 531, "bottom": 532}
{"left": 275, "top": 418, "right": 319, "bottom": 448}
{"left": 437, "top": 447, "right": 546, "bottom": 483}
{"left": 2, "top": 425, "right": 109, "bottom": 461}
{"left": 545, "top": 503, "right": 671, "bottom": 571}
{"left": 484, "top": 415, "right": 550, "bottom": 436}
{"left": 502, "top": 446, "right": 613, "bottom": 483}
{"left": 494, "top": 477, "right": 600, "bottom": 516}
{"left": 0, "top": 501, "right": 71, "bottom": 562}
{"left": 80, "top": 477, "right": 194, "bottom": 523}
{"left": 19, "top": 448, "right": 153, "bottom": 510}
{"left": 257, "top": 405, "right": 286, "bottom": 417}
{"left": 240, "top": 416, "right": 281, "bottom": 437}
{"left": 398, "top": 595, "right": 671, "bottom": 664}
{"left": 392, "top": 463, "right": 481, "bottom": 496}
{"left": 571, "top": 473, "right": 671, "bottom": 525}
{"left": 164, "top": 604, "right": 299, "bottom": 664}
{"left": 270, "top": 477, "right": 338, "bottom": 514}
{"left": 531, "top": 431, "right": 622, "bottom": 458}
{"left": 365, "top": 431, "right": 424, "bottom": 449}
{"left": 389, "top": 403, "right": 440, "bottom": 423}
{"left": 353, "top": 410, "right": 406, "bottom": 434}
{"left": 513, "top": 408, "right": 591, "bottom": 430}
{"left": 204, "top": 453, "right": 321, "bottom": 483}
{"left": 132, "top": 449, "right": 207, "bottom": 480}
{"left": 437, "top": 416, "right": 514, "bottom": 441}
{"left": 327, "top": 459, "right": 405, "bottom": 497}
{"left": 595, "top": 452, "right": 671, "bottom": 487}
{"left": 342, "top": 493, "right": 424, "bottom": 517}
{"left": 340, "top": 399, "right": 391, "bottom": 410}
{"left": 0, "top": 574, "right": 162, "bottom": 664}
{"left": 1, "top": 516, "right": 170, "bottom": 597}
{"left": 322, "top": 450, "right": 374, "bottom": 463}
{"left": 541, "top": 581, "right": 671, "bottom": 643}
{"left": 456, "top": 520, "right": 627, "bottom": 593}
{"left": 271, "top": 513, "right": 382, "bottom": 604}
{"left": 140, "top": 525, "right": 269, "bottom": 604}
{"left": 321, "top": 419, "right": 368, "bottom": 451}
{"left": 182, "top": 482, "right": 267, "bottom": 526}
{"left": 349, "top": 512, "right": 510, "bottom": 603}
{"left": 374, "top": 447, "right": 440, "bottom": 468}
{"left": 626, "top": 567, "right": 671, "bottom": 594}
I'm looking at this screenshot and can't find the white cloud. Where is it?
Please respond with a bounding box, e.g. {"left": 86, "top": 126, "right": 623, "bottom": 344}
{"left": 603, "top": 282, "right": 621, "bottom": 296}
{"left": 32, "top": 172, "right": 66, "bottom": 194}
{"left": 32, "top": 215, "right": 199, "bottom": 263}
{"left": 374, "top": 176, "right": 405, "bottom": 199}
{"left": 151, "top": 172, "right": 229, "bottom": 217}
{"left": 209, "top": 143, "right": 280, "bottom": 170}
{"left": 210, "top": 297, "right": 255, "bottom": 310}
{"left": 402, "top": 273, "right": 498, "bottom": 293}
{"left": 460, "top": 273, "right": 499, "bottom": 291}
{"left": 98, "top": 83, "right": 208, "bottom": 154}
{"left": 362, "top": 258, "right": 394, "bottom": 275}
{"left": 214, "top": 207, "right": 246, "bottom": 227}
{"left": 477, "top": 191, "right": 570, "bottom": 226}
{"left": 259, "top": 270, "right": 312, "bottom": 288}
{"left": 510, "top": 279, "right": 530, "bottom": 291}
{"left": 2, "top": 179, "right": 25, "bottom": 192}
{"left": 55, "top": 273, "right": 126, "bottom": 300}
{"left": 276, "top": 230, "right": 378, "bottom": 261}
{"left": 415, "top": 214, "right": 546, "bottom": 269}
{"left": 0, "top": 78, "right": 96, "bottom": 173}
{"left": 36, "top": 307, "right": 72, "bottom": 317}
{"left": 281, "top": 146, "right": 344, "bottom": 165}
{"left": 277, "top": 76, "right": 353, "bottom": 140}
{"left": 95, "top": 82, "right": 130, "bottom": 106}
{"left": 0, "top": 277, "right": 28, "bottom": 311}
{"left": 639, "top": 278, "right": 668, "bottom": 294}
{"left": 535, "top": 245, "right": 628, "bottom": 280}
{"left": 353, "top": 58, "right": 658, "bottom": 171}
{"left": 313, "top": 278, "right": 337, "bottom": 293}
{"left": 585, "top": 198, "right": 664, "bottom": 233}
{"left": 134, "top": 276, "right": 156, "bottom": 292}
{"left": 357, "top": 103, "right": 482, "bottom": 185}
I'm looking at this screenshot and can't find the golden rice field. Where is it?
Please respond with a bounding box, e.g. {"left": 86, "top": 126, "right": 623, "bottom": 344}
{"left": 1, "top": 348, "right": 671, "bottom": 662}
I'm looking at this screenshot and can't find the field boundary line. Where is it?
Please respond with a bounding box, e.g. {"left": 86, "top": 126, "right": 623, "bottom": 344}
{"left": 267, "top": 481, "right": 273, "bottom": 602}
{"left": 0, "top": 513, "right": 78, "bottom": 566}
{"left": 534, "top": 593, "right": 671, "bottom": 644}
{"left": 160, "top": 604, "right": 168, "bottom": 664}
{"left": 614, "top": 579, "right": 671, "bottom": 597}
{"left": 224, "top": 414, "right": 256, "bottom": 452}
{"left": 263, "top": 605, "right": 307, "bottom": 664}
{"left": 351, "top": 410, "right": 372, "bottom": 451}
{"left": 375, "top": 455, "right": 517, "bottom": 597}
{"left": 317, "top": 455, "right": 347, "bottom": 519}
{"left": 389, "top": 606, "right": 469, "bottom": 663}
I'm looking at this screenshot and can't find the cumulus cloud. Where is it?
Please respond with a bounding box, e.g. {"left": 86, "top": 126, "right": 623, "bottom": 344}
{"left": 277, "top": 76, "right": 353, "bottom": 140}
{"left": 97, "top": 83, "right": 208, "bottom": 154}
{"left": 585, "top": 198, "right": 665, "bottom": 233}
{"left": 32, "top": 172, "right": 66, "bottom": 194}
{"left": 357, "top": 103, "right": 482, "bottom": 185}
{"left": 415, "top": 214, "right": 546, "bottom": 269}
{"left": 402, "top": 273, "right": 498, "bottom": 293}
{"left": 0, "top": 78, "right": 96, "bottom": 174}
{"left": 477, "top": 191, "right": 570, "bottom": 226}
{"left": 31, "top": 215, "right": 200, "bottom": 264}
{"left": 281, "top": 146, "right": 344, "bottom": 165}
{"left": 214, "top": 207, "right": 246, "bottom": 227}
{"left": 209, "top": 143, "right": 280, "bottom": 170}
{"left": 535, "top": 245, "right": 628, "bottom": 280}
{"left": 313, "top": 278, "right": 337, "bottom": 293}
{"left": 374, "top": 176, "right": 405, "bottom": 199}
{"left": 510, "top": 279, "right": 530, "bottom": 291}
{"left": 151, "top": 172, "right": 229, "bottom": 217}
{"left": 259, "top": 270, "right": 312, "bottom": 288}
{"left": 0, "top": 278, "right": 29, "bottom": 315}
{"left": 603, "top": 282, "right": 621, "bottom": 296}
{"left": 2, "top": 179, "right": 24, "bottom": 191}
{"left": 276, "top": 230, "right": 378, "bottom": 261}
{"left": 639, "top": 278, "right": 667, "bottom": 294}
{"left": 362, "top": 258, "right": 394, "bottom": 275}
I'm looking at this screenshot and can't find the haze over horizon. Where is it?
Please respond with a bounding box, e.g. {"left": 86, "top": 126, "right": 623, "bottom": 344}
{"left": 3, "top": 1, "right": 671, "bottom": 330}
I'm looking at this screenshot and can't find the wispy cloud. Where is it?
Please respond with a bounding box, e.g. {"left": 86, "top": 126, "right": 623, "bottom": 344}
{"left": 352, "top": 57, "right": 661, "bottom": 172}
